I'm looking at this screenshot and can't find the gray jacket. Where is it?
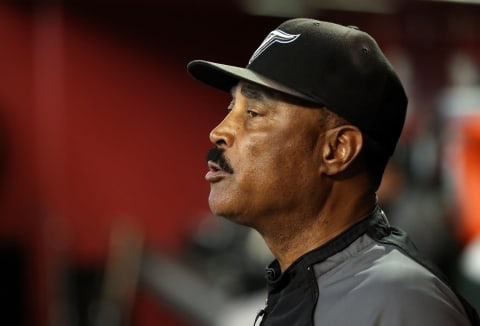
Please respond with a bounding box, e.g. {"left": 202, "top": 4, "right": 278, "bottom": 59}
{"left": 257, "top": 207, "right": 479, "bottom": 325}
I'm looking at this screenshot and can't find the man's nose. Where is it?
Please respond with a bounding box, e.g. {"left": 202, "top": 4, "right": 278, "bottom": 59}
{"left": 209, "top": 114, "right": 236, "bottom": 147}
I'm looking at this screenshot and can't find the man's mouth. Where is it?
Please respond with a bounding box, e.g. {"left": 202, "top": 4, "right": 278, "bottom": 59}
{"left": 207, "top": 161, "right": 222, "bottom": 172}
{"left": 206, "top": 160, "right": 229, "bottom": 183}
{"left": 205, "top": 147, "right": 234, "bottom": 174}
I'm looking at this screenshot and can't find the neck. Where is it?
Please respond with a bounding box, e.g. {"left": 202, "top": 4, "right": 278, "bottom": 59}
{"left": 260, "top": 190, "right": 377, "bottom": 272}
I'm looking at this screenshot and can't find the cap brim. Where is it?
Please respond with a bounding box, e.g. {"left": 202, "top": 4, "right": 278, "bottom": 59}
{"left": 187, "top": 60, "right": 316, "bottom": 103}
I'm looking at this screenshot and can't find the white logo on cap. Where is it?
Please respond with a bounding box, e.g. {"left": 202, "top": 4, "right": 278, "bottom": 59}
{"left": 248, "top": 29, "right": 300, "bottom": 64}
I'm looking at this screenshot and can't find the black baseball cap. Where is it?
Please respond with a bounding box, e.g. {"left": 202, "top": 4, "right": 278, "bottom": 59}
{"left": 187, "top": 18, "right": 407, "bottom": 157}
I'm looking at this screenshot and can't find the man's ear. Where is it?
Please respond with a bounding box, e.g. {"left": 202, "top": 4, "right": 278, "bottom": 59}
{"left": 319, "top": 125, "right": 363, "bottom": 176}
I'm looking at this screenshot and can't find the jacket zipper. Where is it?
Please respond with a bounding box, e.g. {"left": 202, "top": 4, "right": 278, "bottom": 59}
{"left": 254, "top": 294, "right": 270, "bottom": 326}
{"left": 253, "top": 306, "right": 267, "bottom": 326}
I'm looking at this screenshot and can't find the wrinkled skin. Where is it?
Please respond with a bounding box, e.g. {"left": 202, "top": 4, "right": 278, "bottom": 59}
{"left": 206, "top": 81, "right": 331, "bottom": 233}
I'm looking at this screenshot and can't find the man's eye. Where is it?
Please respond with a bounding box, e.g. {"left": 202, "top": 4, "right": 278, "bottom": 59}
{"left": 247, "top": 110, "right": 258, "bottom": 117}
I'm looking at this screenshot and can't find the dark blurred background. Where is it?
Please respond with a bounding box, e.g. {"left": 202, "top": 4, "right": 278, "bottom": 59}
{"left": 0, "top": 0, "right": 479, "bottom": 325}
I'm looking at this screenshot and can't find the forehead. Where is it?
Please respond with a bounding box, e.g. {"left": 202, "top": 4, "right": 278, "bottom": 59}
{"left": 230, "top": 81, "right": 329, "bottom": 129}
{"left": 232, "top": 81, "right": 324, "bottom": 110}
{"left": 231, "top": 81, "right": 276, "bottom": 101}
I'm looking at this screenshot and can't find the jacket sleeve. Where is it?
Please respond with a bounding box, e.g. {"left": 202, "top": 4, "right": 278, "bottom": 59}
{"left": 368, "top": 283, "right": 472, "bottom": 326}
{"left": 314, "top": 248, "right": 473, "bottom": 325}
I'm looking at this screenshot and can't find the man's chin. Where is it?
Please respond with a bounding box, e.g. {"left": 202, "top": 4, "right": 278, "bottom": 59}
{"left": 208, "top": 194, "right": 233, "bottom": 216}
{"left": 209, "top": 209, "right": 256, "bottom": 229}
{"left": 208, "top": 206, "right": 234, "bottom": 220}
{"left": 209, "top": 203, "right": 241, "bottom": 222}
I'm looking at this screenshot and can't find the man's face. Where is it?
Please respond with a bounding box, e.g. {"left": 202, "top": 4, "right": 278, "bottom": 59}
{"left": 205, "top": 81, "right": 329, "bottom": 229}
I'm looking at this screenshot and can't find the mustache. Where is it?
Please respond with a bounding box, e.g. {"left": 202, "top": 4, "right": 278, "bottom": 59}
{"left": 205, "top": 147, "right": 234, "bottom": 174}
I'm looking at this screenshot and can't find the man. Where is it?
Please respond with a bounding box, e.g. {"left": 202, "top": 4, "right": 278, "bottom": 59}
{"left": 187, "top": 18, "right": 479, "bottom": 325}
